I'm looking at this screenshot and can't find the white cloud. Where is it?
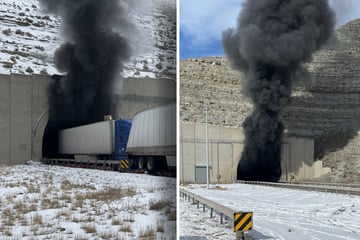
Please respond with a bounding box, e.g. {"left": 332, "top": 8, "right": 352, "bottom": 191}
{"left": 180, "top": 0, "right": 244, "bottom": 46}
{"left": 329, "top": 0, "right": 360, "bottom": 26}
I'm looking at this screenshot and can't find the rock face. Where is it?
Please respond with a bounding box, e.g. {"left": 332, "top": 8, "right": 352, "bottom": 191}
{"left": 180, "top": 57, "right": 251, "bottom": 126}
{"left": 180, "top": 19, "right": 360, "bottom": 183}
{"left": 285, "top": 19, "right": 360, "bottom": 138}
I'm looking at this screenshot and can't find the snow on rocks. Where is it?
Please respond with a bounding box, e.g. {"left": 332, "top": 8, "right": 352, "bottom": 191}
{"left": 0, "top": 0, "right": 176, "bottom": 80}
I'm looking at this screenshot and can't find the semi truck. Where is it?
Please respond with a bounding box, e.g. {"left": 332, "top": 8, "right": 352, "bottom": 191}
{"left": 57, "top": 104, "right": 176, "bottom": 173}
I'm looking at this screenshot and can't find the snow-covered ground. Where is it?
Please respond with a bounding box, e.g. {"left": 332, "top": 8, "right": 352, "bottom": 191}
{"left": 0, "top": 163, "right": 176, "bottom": 239}
{"left": 0, "top": 0, "right": 176, "bottom": 79}
{"left": 180, "top": 184, "right": 360, "bottom": 240}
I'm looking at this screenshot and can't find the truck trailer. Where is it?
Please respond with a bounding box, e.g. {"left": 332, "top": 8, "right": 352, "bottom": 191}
{"left": 58, "top": 104, "right": 176, "bottom": 172}
{"left": 127, "top": 103, "right": 176, "bottom": 171}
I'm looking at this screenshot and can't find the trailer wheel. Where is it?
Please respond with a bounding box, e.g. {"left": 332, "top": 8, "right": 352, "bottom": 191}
{"left": 128, "top": 158, "right": 135, "bottom": 169}
{"left": 138, "top": 157, "right": 145, "bottom": 169}
{"left": 146, "top": 157, "right": 156, "bottom": 172}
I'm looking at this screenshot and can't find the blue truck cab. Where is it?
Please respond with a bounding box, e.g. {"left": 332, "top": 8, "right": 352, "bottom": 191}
{"left": 114, "top": 119, "right": 132, "bottom": 161}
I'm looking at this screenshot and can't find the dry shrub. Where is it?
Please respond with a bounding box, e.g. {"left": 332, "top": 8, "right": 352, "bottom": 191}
{"left": 149, "top": 199, "right": 170, "bottom": 211}
{"left": 3, "top": 227, "right": 12, "bottom": 236}
{"left": 29, "top": 203, "right": 37, "bottom": 212}
{"left": 31, "top": 213, "right": 43, "bottom": 225}
{"left": 27, "top": 184, "right": 40, "bottom": 193}
{"left": 13, "top": 200, "right": 25, "bottom": 212}
{"left": 139, "top": 227, "right": 155, "bottom": 239}
{"left": 76, "top": 187, "right": 136, "bottom": 203}
{"left": 41, "top": 196, "right": 61, "bottom": 209}
{"left": 166, "top": 207, "right": 176, "bottom": 221}
{"left": 2, "top": 207, "right": 13, "bottom": 218}
{"left": 81, "top": 223, "right": 96, "bottom": 233}
{"left": 120, "top": 223, "right": 132, "bottom": 233}
{"left": 56, "top": 209, "right": 70, "bottom": 219}
{"left": 156, "top": 222, "right": 165, "bottom": 233}
{"left": 59, "top": 193, "right": 71, "bottom": 203}
{"left": 123, "top": 215, "right": 135, "bottom": 223}
{"left": 20, "top": 215, "right": 29, "bottom": 226}
{"left": 111, "top": 217, "right": 122, "bottom": 225}
{"left": 74, "top": 235, "right": 88, "bottom": 240}
{"left": 99, "top": 230, "right": 117, "bottom": 239}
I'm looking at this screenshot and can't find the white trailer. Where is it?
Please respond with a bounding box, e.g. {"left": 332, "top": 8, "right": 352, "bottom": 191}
{"left": 59, "top": 120, "right": 115, "bottom": 155}
{"left": 127, "top": 103, "right": 176, "bottom": 171}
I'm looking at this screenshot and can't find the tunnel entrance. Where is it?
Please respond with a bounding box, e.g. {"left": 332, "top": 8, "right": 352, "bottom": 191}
{"left": 42, "top": 122, "right": 61, "bottom": 159}
{"left": 42, "top": 118, "right": 86, "bottom": 159}
{"left": 236, "top": 158, "right": 282, "bottom": 182}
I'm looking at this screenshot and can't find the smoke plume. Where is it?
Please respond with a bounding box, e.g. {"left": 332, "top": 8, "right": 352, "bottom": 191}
{"left": 40, "top": 0, "right": 132, "bottom": 157}
{"left": 222, "top": 0, "right": 335, "bottom": 181}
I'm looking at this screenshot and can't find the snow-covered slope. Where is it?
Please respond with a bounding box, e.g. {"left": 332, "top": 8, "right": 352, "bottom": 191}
{"left": 0, "top": 0, "right": 176, "bottom": 79}
{"left": 0, "top": 0, "right": 59, "bottom": 75}
{"left": 0, "top": 163, "right": 176, "bottom": 239}
{"left": 127, "top": 0, "right": 176, "bottom": 79}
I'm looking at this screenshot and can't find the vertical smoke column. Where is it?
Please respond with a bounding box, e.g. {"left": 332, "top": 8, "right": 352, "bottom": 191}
{"left": 222, "top": 0, "right": 334, "bottom": 181}
{"left": 40, "top": 0, "right": 132, "bottom": 157}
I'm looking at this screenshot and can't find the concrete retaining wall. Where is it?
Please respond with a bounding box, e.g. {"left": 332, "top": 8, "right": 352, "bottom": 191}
{"left": 0, "top": 74, "right": 50, "bottom": 165}
{"left": 180, "top": 122, "right": 330, "bottom": 183}
{"left": 180, "top": 122, "right": 243, "bottom": 183}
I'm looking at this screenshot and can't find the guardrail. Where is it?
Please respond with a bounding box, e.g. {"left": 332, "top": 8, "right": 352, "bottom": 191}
{"left": 236, "top": 180, "right": 360, "bottom": 196}
{"left": 290, "top": 181, "right": 360, "bottom": 189}
{"left": 180, "top": 188, "right": 252, "bottom": 240}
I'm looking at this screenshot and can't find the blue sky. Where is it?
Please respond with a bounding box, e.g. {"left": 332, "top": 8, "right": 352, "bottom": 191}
{"left": 180, "top": 0, "right": 360, "bottom": 60}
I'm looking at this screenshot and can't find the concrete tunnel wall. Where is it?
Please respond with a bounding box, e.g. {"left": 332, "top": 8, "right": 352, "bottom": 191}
{"left": 0, "top": 74, "right": 50, "bottom": 165}
{"left": 180, "top": 122, "right": 331, "bottom": 183}
{"left": 118, "top": 78, "right": 176, "bottom": 119}
{"left": 0, "top": 74, "right": 176, "bottom": 165}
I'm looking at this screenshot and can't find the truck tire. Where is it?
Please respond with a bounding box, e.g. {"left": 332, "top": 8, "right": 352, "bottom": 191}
{"left": 146, "top": 156, "right": 156, "bottom": 172}
{"left": 128, "top": 158, "right": 135, "bottom": 169}
{"left": 138, "top": 157, "right": 145, "bottom": 169}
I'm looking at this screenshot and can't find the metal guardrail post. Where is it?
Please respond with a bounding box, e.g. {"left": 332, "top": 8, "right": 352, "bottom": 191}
{"left": 236, "top": 231, "right": 245, "bottom": 240}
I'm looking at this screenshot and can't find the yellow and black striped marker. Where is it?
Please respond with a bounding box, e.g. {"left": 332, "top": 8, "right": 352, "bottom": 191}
{"left": 120, "top": 159, "right": 129, "bottom": 170}
{"left": 234, "top": 212, "right": 252, "bottom": 232}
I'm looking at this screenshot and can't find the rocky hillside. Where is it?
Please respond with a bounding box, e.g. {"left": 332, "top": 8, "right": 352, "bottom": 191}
{"left": 126, "top": 0, "right": 176, "bottom": 80}
{"left": 180, "top": 19, "right": 360, "bottom": 183}
{"left": 0, "top": 0, "right": 59, "bottom": 75}
{"left": 0, "top": 0, "right": 176, "bottom": 79}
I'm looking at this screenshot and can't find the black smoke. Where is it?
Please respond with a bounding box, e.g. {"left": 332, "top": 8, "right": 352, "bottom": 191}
{"left": 222, "top": 0, "right": 335, "bottom": 181}
{"left": 40, "top": 0, "right": 132, "bottom": 157}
